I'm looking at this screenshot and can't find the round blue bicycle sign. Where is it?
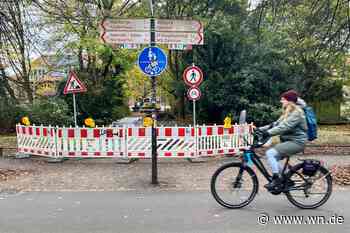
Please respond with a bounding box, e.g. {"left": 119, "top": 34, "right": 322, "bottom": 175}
{"left": 138, "top": 46, "right": 167, "bottom": 76}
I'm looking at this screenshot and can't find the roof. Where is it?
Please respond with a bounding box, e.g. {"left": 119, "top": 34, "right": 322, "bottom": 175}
{"left": 31, "top": 54, "right": 77, "bottom": 70}
{"left": 37, "top": 71, "right": 66, "bottom": 83}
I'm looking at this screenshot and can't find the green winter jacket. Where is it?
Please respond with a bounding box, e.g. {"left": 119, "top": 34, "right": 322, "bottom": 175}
{"left": 261, "top": 107, "right": 308, "bottom": 146}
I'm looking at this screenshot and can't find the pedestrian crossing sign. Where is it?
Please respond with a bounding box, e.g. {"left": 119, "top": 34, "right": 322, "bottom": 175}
{"left": 63, "top": 71, "right": 87, "bottom": 94}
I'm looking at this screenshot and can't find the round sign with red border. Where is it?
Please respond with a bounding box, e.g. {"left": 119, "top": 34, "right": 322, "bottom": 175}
{"left": 183, "top": 65, "right": 203, "bottom": 87}
{"left": 187, "top": 87, "right": 201, "bottom": 101}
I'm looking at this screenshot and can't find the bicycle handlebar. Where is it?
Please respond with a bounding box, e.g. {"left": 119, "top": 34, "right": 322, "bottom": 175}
{"left": 242, "top": 129, "right": 271, "bottom": 149}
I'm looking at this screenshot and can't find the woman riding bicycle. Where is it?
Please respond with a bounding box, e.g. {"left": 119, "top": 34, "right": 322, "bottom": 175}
{"left": 258, "top": 90, "right": 308, "bottom": 190}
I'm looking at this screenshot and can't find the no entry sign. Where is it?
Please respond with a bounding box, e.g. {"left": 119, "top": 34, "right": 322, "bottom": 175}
{"left": 183, "top": 65, "right": 203, "bottom": 87}
{"left": 187, "top": 86, "right": 201, "bottom": 101}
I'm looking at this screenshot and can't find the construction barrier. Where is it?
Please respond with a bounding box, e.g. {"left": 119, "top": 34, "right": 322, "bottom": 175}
{"left": 16, "top": 124, "right": 253, "bottom": 159}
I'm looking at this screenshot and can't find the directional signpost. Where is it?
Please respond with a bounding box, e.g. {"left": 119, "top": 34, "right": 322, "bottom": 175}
{"left": 156, "top": 32, "right": 203, "bottom": 45}
{"left": 100, "top": 18, "right": 204, "bottom": 48}
{"left": 101, "top": 18, "right": 150, "bottom": 31}
{"left": 155, "top": 19, "right": 203, "bottom": 45}
{"left": 101, "top": 31, "right": 150, "bottom": 45}
{"left": 63, "top": 71, "right": 87, "bottom": 127}
{"left": 155, "top": 19, "right": 203, "bottom": 32}
{"left": 99, "top": 9, "right": 205, "bottom": 185}
{"left": 100, "top": 19, "right": 150, "bottom": 45}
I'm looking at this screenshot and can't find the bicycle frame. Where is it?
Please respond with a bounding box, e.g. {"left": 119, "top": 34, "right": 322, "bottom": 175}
{"left": 241, "top": 149, "right": 291, "bottom": 183}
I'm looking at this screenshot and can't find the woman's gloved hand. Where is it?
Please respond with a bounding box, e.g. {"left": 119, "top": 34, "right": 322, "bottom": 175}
{"left": 255, "top": 128, "right": 270, "bottom": 138}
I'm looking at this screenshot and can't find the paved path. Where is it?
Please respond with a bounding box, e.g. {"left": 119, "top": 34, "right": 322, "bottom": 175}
{"left": 0, "top": 191, "right": 349, "bottom": 233}
{"left": 1, "top": 155, "right": 350, "bottom": 192}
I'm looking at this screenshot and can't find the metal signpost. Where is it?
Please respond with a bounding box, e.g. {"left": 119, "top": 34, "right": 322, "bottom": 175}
{"left": 183, "top": 65, "right": 203, "bottom": 128}
{"left": 150, "top": 13, "right": 157, "bottom": 185}
{"left": 146, "top": 1, "right": 168, "bottom": 185}
{"left": 138, "top": 46, "right": 167, "bottom": 185}
{"left": 99, "top": 2, "right": 204, "bottom": 185}
{"left": 63, "top": 71, "right": 87, "bottom": 127}
{"left": 183, "top": 65, "right": 203, "bottom": 159}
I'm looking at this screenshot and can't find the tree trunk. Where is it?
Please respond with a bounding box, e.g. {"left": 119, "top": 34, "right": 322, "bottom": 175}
{"left": 173, "top": 51, "right": 185, "bottom": 119}
{"left": 78, "top": 46, "right": 84, "bottom": 71}
{"left": 0, "top": 65, "right": 17, "bottom": 102}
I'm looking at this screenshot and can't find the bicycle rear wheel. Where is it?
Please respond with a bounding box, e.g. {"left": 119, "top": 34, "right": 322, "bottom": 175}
{"left": 285, "top": 163, "right": 332, "bottom": 209}
{"left": 211, "top": 163, "right": 258, "bottom": 209}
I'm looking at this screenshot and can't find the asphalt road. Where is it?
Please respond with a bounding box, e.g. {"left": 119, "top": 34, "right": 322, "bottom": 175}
{"left": 0, "top": 190, "right": 349, "bottom": 233}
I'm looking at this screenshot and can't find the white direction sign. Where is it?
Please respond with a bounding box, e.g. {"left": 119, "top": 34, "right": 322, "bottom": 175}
{"left": 101, "top": 31, "right": 150, "bottom": 44}
{"left": 100, "top": 18, "right": 150, "bottom": 44}
{"left": 101, "top": 19, "right": 150, "bottom": 31}
{"left": 187, "top": 87, "right": 201, "bottom": 101}
{"left": 100, "top": 18, "right": 204, "bottom": 45}
{"left": 156, "top": 32, "right": 203, "bottom": 45}
{"left": 156, "top": 19, "right": 203, "bottom": 45}
{"left": 155, "top": 19, "right": 203, "bottom": 32}
{"left": 183, "top": 65, "right": 203, "bottom": 87}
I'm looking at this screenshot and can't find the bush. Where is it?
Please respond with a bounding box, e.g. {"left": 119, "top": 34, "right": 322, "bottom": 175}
{"left": 24, "top": 98, "right": 73, "bottom": 126}
{"left": 0, "top": 99, "right": 26, "bottom": 133}
{"left": 247, "top": 103, "right": 281, "bottom": 126}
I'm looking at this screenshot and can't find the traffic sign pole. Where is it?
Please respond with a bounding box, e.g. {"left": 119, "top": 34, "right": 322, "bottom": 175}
{"left": 63, "top": 70, "right": 87, "bottom": 127}
{"left": 193, "top": 99, "right": 196, "bottom": 129}
{"left": 150, "top": 2, "right": 158, "bottom": 185}
{"left": 192, "top": 64, "right": 196, "bottom": 141}
{"left": 193, "top": 100, "right": 198, "bottom": 157}
{"left": 73, "top": 93, "right": 77, "bottom": 127}
{"left": 186, "top": 85, "right": 202, "bottom": 157}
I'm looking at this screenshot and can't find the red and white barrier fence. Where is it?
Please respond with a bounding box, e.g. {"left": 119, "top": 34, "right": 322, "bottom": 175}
{"left": 16, "top": 124, "right": 253, "bottom": 159}
{"left": 16, "top": 125, "right": 57, "bottom": 157}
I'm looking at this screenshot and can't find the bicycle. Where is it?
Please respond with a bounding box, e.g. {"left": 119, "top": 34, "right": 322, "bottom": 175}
{"left": 145, "top": 63, "right": 161, "bottom": 75}
{"left": 210, "top": 130, "right": 333, "bottom": 209}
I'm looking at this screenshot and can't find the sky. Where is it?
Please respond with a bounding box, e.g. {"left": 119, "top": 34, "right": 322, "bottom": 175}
{"left": 249, "top": 0, "right": 262, "bottom": 10}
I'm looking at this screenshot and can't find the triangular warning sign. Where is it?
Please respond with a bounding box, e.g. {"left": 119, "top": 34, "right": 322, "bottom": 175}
{"left": 63, "top": 71, "right": 87, "bottom": 94}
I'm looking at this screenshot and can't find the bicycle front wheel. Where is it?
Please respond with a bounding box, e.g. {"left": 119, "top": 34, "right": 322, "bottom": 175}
{"left": 210, "top": 163, "right": 258, "bottom": 209}
{"left": 285, "top": 163, "right": 332, "bottom": 209}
